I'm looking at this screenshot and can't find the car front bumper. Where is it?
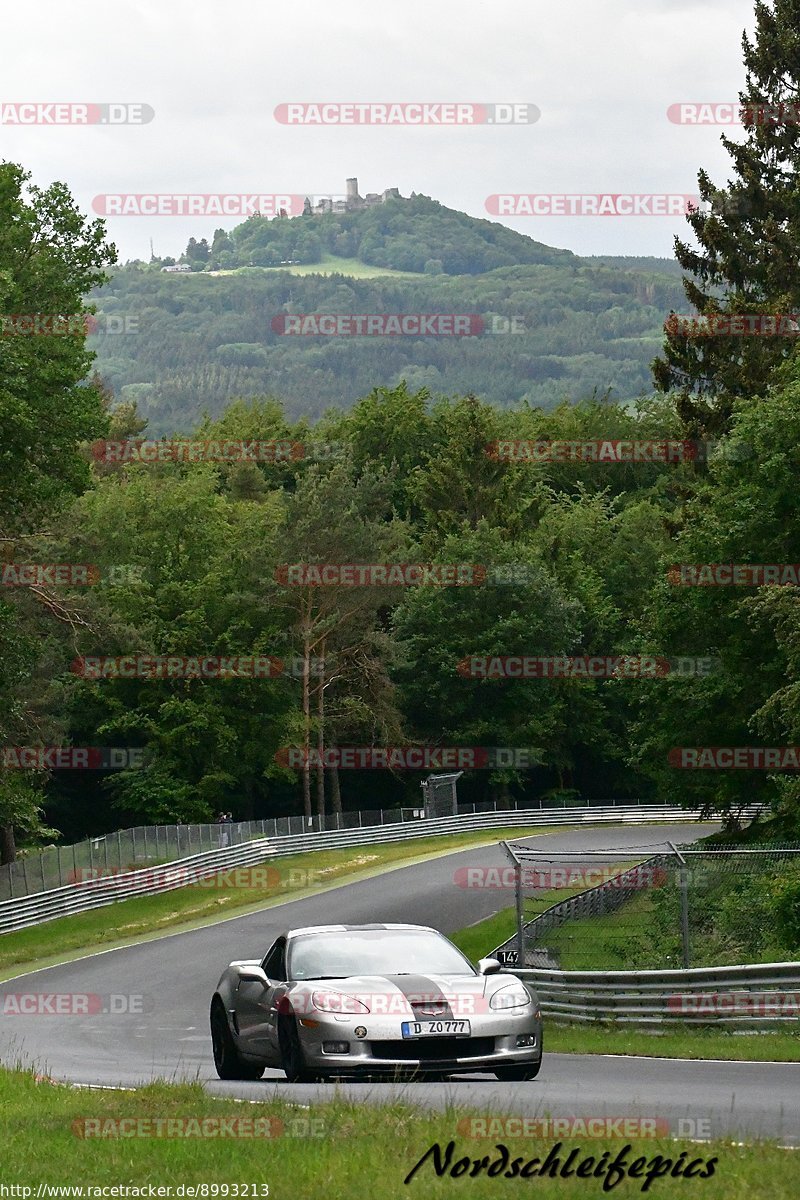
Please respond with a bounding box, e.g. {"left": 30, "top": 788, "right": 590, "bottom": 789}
{"left": 295, "top": 1009, "right": 542, "bottom": 1075}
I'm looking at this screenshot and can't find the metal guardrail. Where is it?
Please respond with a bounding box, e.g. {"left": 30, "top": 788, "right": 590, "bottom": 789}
{"left": 512, "top": 962, "right": 800, "bottom": 1027}
{"left": 1, "top": 808, "right": 425, "bottom": 902}
{"left": 0, "top": 797, "right": 652, "bottom": 902}
{"left": 0, "top": 804, "right": 717, "bottom": 935}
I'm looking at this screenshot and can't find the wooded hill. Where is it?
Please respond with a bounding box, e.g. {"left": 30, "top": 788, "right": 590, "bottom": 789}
{"left": 90, "top": 196, "right": 685, "bottom": 434}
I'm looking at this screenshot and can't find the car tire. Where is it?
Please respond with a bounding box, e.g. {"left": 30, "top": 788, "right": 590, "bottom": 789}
{"left": 493, "top": 1058, "right": 542, "bottom": 1082}
{"left": 210, "top": 1002, "right": 265, "bottom": 1081}
{"left": 278, "top": 1013, "right": 317, "bottom": 1083}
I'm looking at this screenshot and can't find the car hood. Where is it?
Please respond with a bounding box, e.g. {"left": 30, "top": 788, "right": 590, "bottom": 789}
{"left": 291, "top": 972, "right": 522, "bottom": 1017}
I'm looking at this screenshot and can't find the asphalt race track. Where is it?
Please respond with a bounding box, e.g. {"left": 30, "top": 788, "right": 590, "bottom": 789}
{"left": 2, "top": 822, "right": 799, "bottom": 1145}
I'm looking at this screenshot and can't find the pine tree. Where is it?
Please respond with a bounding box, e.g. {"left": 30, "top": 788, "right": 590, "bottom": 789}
{"left": 653, "top": 0, "right": 800, "bottom": 437}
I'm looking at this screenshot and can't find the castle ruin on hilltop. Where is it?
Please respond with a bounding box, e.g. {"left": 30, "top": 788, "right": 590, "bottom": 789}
{"left": 304, "top": 178, "right": 402, "bottom": 216}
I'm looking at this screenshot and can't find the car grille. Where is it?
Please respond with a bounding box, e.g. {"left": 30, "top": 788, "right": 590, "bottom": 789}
{"left": 411, "top": 1002, "right": 449, "bottom": 1017}
{"left": 369, "top": 1037, "right": 495, "bottom": 1061}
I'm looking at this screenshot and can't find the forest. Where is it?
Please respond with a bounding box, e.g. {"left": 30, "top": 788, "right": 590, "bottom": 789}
{"left": 4, "top": 0, "right": 800, "bottom": 859}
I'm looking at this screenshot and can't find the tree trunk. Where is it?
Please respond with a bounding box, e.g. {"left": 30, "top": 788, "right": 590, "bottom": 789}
{"left": 315, "top": 643, "right": 326, "bottom": 831}
{"left": 0, "top": 823, "right": 16, "bottom": 866}
{"left": 301, "top": 616, "right": 312, "bottom": 827}
{"left": 329, "top": 763, "right": 342, "bottom": 817}
{"left": 498, "top": 779, "right": 511, "bottom": 811}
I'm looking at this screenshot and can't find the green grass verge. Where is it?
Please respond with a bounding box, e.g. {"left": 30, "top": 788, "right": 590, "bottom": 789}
{"left": 0, "top": 827, "right": 559, "bottom": 981}
{"left": 448, "top": 866, "right": 635, "bottom": 965}
{"left": 544, "top": 1022, "right": 800, "bottom": 1062}
{"left": 544, "top": 889, "right": 657, "bottom": 970}
{"left": 1, "top": 1068, "right": 795, "bottom": 1198}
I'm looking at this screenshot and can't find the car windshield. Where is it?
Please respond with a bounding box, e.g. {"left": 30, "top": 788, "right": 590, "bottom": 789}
{"left": 287, "top": 929, "right": 476, "bottom": 980}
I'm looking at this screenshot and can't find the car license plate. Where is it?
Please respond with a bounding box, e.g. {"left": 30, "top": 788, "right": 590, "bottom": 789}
{"left": 401, "top": 1020, "right": 470, "bottom": 1038}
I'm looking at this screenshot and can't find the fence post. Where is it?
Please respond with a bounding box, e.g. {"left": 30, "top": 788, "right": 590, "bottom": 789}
{"left": 117, "top": 830, "right": 122, "bottom": 871}
{"left": 669, "top": 841, "right": 691, "bottom": 969}
{"left": 515, "top": 861, "right": 525, "bottom": 966}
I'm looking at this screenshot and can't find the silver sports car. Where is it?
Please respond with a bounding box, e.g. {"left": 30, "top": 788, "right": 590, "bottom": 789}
{"left": 210, "top": 922, "right": 542, "bottom": 1081}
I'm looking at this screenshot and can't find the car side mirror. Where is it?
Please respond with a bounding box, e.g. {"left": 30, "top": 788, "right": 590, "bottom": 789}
{"left": 239, "top": 966, "right": 270, "bottom": 987}
{"left": 477, "top": 957, "right": 502, "bottom": 975}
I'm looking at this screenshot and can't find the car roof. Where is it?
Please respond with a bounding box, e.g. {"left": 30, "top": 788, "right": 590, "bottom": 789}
{"left": 284, "top": 923, "right": 438, "bottom": 939}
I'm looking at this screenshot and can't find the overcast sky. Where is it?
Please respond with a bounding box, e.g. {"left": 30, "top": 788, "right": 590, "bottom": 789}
{"left": 2, "top": 0, "right": 757, "bottom": 263}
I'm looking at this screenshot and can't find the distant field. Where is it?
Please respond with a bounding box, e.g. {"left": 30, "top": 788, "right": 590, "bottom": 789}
{"left": 208, "top": 254, "right": 422, "bottom": 279}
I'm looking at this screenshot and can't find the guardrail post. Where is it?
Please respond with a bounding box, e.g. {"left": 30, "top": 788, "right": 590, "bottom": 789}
{"left": 57, "top": 845, "right": 63, "bottom": 887}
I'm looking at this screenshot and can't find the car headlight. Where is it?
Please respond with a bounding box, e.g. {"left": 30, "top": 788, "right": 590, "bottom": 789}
{"left": 311, "top": 989, "right": 370, "bottom": 1014}
{"left": 490, "top": 983, "right": 531, "bottom": 1010}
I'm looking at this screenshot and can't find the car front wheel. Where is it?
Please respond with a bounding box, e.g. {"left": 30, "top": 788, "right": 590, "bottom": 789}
{"left": 211, "top": 1003, "right": 265, "bottom": 1081}
{"left": 278, "top": 1013, "right": 318, "bottom": 1083}
{"left": 494, "top": 1058, "right": 542, "bottom": 1081}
